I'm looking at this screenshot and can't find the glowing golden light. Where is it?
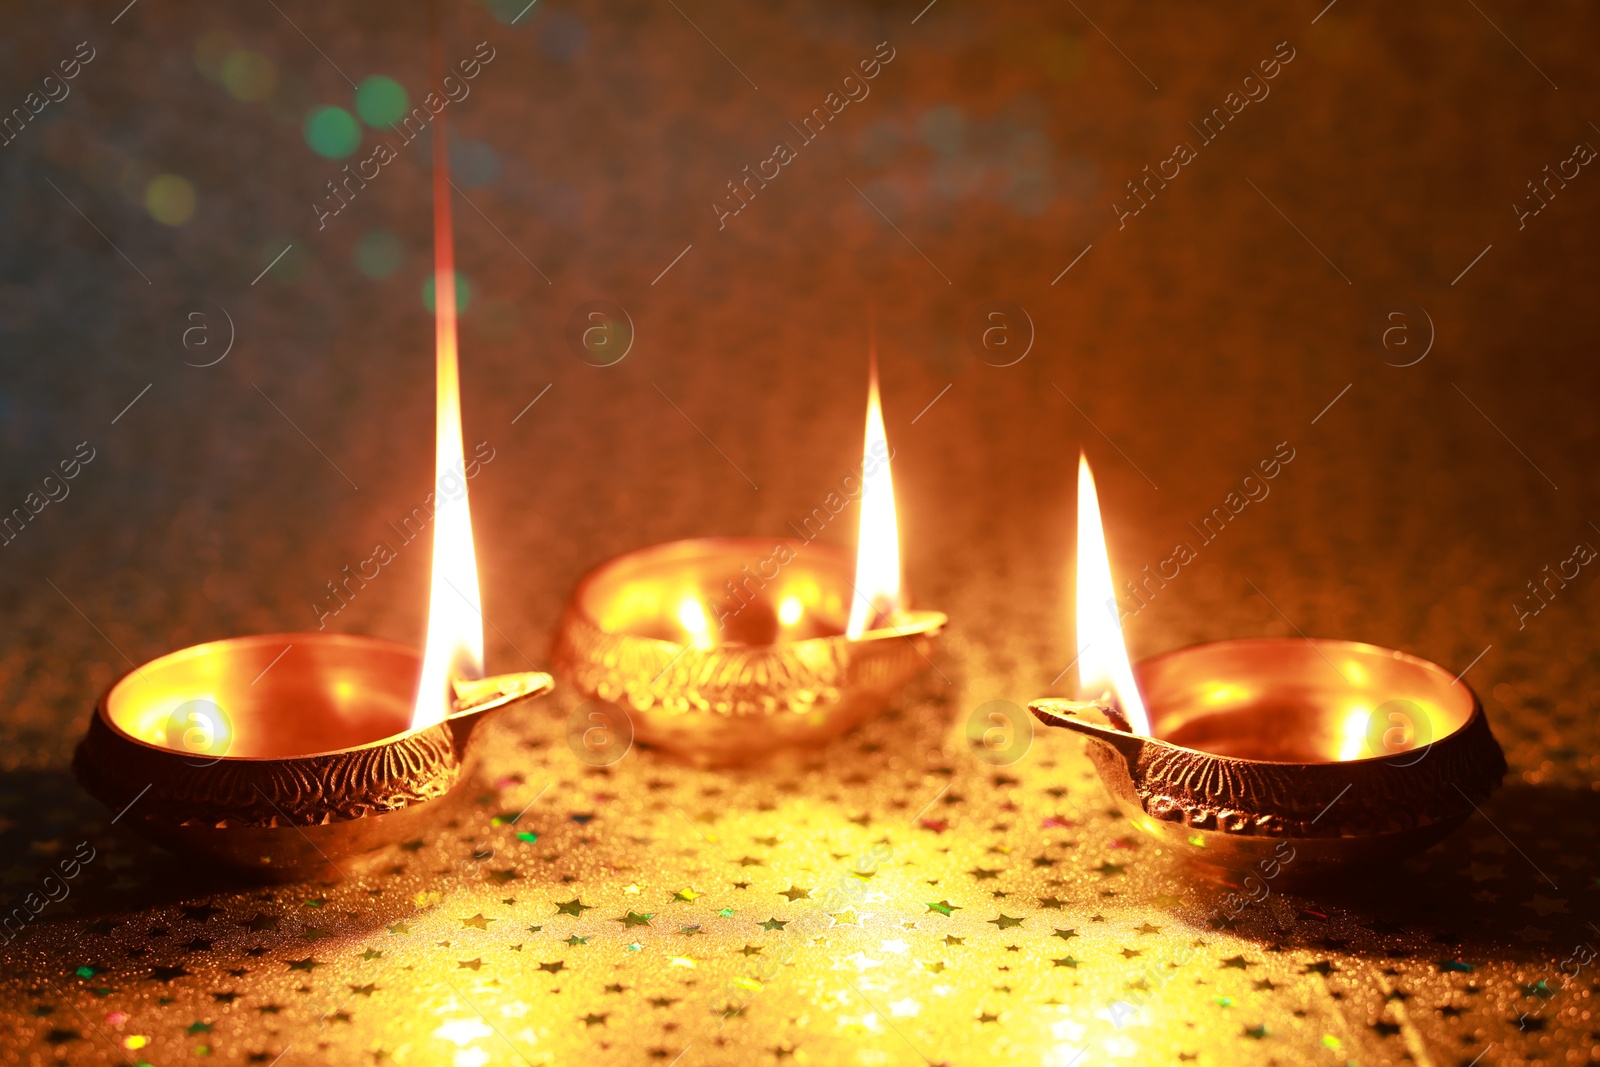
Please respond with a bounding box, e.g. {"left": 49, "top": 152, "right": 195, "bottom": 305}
{"left": 777, "top": 593, "right": 804, "bottom": 628}
{"left": 433, "top": 1018, "right": 492, "bottom": 1047}
{"left": 1338, "top": 705, "right": 1372, "bottom": 761}
{"left": 1075, "top": 454, "right": 1151, "bottom": 735}
{"left": 846, "top": 361, "right": 902, "bottom": 639}
{"left": 677, "top": 596, "right": 714, "bottom": 651}
{"left": 410, "top": 63, "right": 484, "bottom": 731}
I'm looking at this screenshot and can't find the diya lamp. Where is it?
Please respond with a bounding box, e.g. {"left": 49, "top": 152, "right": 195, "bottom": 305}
{"left": 553, "top": 361, "right": 947, "bottom": 766}
{"left": 73, "top": 69, "right": 552, "bottom": 881}
{"left": 1029, "top": 456, "right": 1506, "bottom": 887}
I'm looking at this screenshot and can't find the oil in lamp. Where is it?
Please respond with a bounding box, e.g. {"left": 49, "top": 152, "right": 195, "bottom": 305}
{"left": 73, "top": 57, "right": 551, "bottom": 881}
{"left": 1029, "top": 456, "right": 1505, "bottom": 886}
{"left": 552, "top": 359, "right": 946, "bottom": 766}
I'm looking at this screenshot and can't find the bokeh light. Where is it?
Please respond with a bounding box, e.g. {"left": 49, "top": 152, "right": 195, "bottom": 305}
{"left": 192, "top": 30, "right": 239, "bottom": 81}
{"left": 355, "top": 75, "right": 408, "bottom": 127}
{"left": 422, "top": 271, "right": 473, "bottom": 314}
{"left": 220, "top": 50, "right": 276, "bottom": 102}
{"left": 485, "top": 0, "right": 534, "bottom": 25}
{"left": 538, "top": 12, "right": 590, "bottom": 62}
{"left": 355, "top": 230, "right": 404, "bottom": 278}
{"left": 449, "top": 139, "right": 500, "bottom": 188}
{"left": 258, "top": 240, "right": 308, "bottom": 284}
{"left": 303, "top": 106, "right": 361, "bottom": 158}
{"left": 144, "top": 174, "right": 197, "bottom": 226}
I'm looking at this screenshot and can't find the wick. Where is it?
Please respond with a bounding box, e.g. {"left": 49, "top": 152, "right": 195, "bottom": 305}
{"left": 1087, "top": 690, "right": 1134, "bottom": 734}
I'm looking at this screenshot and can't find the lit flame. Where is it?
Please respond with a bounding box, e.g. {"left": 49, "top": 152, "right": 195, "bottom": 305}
{"left": 846, "top": 359, "right": 902, "bottom": 639}
{"left": 410, "top": 49, "right": 483, "bottom": 731}
{"left": 1075, "top": 454, "right": 1151, "bottom": 735}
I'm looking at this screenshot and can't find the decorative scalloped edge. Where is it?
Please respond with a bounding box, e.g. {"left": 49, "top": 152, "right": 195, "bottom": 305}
{"left": 551, "top": 609, "right": 933, "bottom": 720}
{"left": 1081, "top": 713, "right": 1507, "bottom": 838}
{"left": 74, "top": 719, "right": 462, "bottom": 829}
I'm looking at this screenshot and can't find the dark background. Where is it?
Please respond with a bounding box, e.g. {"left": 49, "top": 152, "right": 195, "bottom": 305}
{"left": 1, "top": 2, "right": 1597, "bottom": 1064}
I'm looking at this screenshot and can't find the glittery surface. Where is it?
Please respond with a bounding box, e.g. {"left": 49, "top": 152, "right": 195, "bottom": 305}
{"left": 3, "top": 1, "right": 1599, "bottom": 1064}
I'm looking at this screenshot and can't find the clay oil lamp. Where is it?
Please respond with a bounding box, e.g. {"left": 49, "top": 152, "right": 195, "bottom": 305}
{"left": 1029, "top": 457, "right": 1505, "bottom": 887}
{"left": 553, "top": 362, "right": 946, "bottom": 767}
{"left": 73, "top": 91, "right": 551, "bottom": 880}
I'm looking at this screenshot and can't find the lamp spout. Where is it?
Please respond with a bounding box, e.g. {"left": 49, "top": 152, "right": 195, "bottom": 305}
{"left": 446, "top": 671, "right": 554, "bottom": 757}
{"left": 1029, "top": 698, "right": 1146, "bottom": 769}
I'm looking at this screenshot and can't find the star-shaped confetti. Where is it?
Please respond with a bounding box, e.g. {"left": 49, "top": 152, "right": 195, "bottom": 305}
{"left": 617, "top": 912, "right": 653, "bottom": 928}
{"left": 988, "top": 914, "right": 1024, "bottom": 930}
{"left": 555, "top": 899, "right": 592, "bottom": 917}
{"left": 926, "top": 900, "right": 961, "bottom": 916}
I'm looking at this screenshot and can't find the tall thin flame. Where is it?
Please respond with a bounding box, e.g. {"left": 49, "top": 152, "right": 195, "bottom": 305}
{"left": 1075, "top": 454, "right": 1151, "bottom": 735}
{"left": 846, "top": 355, "right": 902, "bottom": 639}
{"left": 410, "top": 20, "right": 484, "bottom": 731}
